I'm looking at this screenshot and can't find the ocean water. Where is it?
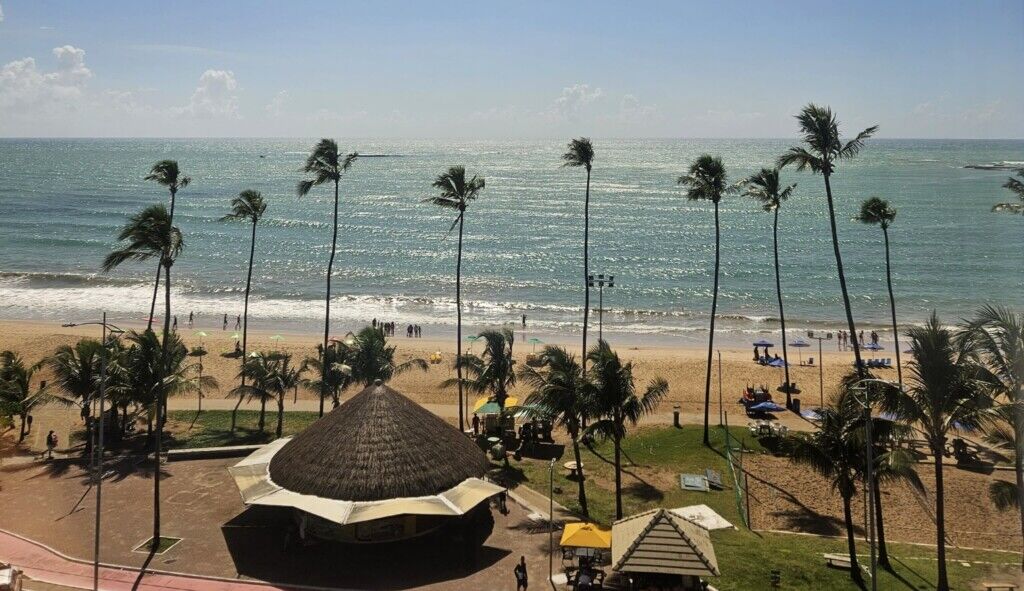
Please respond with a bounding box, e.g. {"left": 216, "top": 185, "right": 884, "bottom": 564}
{"left": 0, "top": 138, "right": 1021, "bottom": 346}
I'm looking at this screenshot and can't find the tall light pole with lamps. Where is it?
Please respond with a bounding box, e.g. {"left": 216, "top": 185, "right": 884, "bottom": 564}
{"left": 807, "top": 331, "right": 833, "bottom": 408}
{"left": 847, "top": 377, "right": 901, "bottom": 591}
{"left": 63, "top": 314, "right": 124, "bottom": 591}
{"left": 587, "top": 274, "right": 614, "bottom": 341}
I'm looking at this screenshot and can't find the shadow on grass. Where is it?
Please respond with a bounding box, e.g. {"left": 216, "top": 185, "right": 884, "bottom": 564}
{"left": 622, "top": 480, "right": 664, "bottom": 502}
{"left": 769, "top": 508, "right": 846, "bottom": 537}
{"left": 890, "top": 556, "right": 936, "bottom": 590}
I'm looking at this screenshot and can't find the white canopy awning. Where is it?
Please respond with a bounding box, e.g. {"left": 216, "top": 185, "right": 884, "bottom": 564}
{"left": 228, "top": 438, "right": 503, "bottom": 526}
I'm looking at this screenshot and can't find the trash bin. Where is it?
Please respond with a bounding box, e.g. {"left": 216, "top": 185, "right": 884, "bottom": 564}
{"left": 791, "top": 398, "right": 801, "bottom": 414}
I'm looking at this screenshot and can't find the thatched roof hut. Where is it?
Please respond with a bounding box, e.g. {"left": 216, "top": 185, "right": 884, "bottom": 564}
{"left": 268, "top": 380, "right": 491, "bottom": 502}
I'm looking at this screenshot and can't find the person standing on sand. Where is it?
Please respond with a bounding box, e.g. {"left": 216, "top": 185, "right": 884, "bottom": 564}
{"left": 223, "top": 314, "right": 228, "bottom": 330}
{"left": 514, "top": 556, "right": 528, "bottom": 591}
{"left": 235, "top": 315, "right": 242, "bottom": 330}
{"left": 45, "top": 430, "right": 57, "bottom": 459}
{"left": 188, "top": 311, "right": 194, "bottom": 328}
{"left": 173, "top": 315, "right": 178, "bottom": 331}
{"left": 522, "top": 314, "right": 526, "bottom": 328}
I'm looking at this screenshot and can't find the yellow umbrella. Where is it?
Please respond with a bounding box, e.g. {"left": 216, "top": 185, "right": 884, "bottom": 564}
{"left": 560, "top": 522, "right": 612, "bottom": 549}
{"left": 472, "top": 396, "right": 520, "bottom": 414}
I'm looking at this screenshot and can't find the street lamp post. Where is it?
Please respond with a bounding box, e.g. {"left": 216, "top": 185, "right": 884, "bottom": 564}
{"left": 548, "top": 457, "right": 556, "bottom": 586}
{"left": 587, "top": 274, "right": 615, "bottom": 341}
{"left": 63, "top": 315, "right": 124, "bottom": 591}
{"left": 807, "top": 331, "right": 833, "bottom": 409}
{"left": 848, "top": 378, "right": 900, "bottom": 591}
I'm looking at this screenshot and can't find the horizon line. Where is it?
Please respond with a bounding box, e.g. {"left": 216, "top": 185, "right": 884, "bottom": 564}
{"left": 2, "top": 136, "right": 1023, "bottom": 142}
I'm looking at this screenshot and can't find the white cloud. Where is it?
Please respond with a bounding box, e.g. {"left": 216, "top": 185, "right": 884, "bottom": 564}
{"left": 265, "top": 90, "right": 288, "bottom": 116}
{"left": 173, "top": 69, "right": 239, "bottom": 118}
{"left": 551, "top": 83, "right": 603, "bottom": 117}
{"left": 0, "top": 45, "right": 92, "bottom": 112}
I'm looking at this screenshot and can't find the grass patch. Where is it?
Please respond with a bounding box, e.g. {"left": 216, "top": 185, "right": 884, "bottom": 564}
{"left": 132, "top": 536, "right": 181, "bottom": 554}
{"left": 511, "top": 425, "right": 1019, "bottom": 590}
{"left": 166, "top": 409, "right": 320, "bottom": 449}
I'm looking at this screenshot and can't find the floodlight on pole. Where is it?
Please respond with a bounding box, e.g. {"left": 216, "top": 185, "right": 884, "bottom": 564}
{"left": 587, "top": 273, "right": 615, "bottom": 341}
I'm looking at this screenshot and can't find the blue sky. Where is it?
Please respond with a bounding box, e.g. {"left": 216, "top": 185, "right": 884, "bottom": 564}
{"left": 1, "top": 0, "right": 1021, "bottom": 138}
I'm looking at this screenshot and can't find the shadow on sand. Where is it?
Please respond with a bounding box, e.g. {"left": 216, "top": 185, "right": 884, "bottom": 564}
{"left": 221, "top": 507, "right": 511, "bottom": 590}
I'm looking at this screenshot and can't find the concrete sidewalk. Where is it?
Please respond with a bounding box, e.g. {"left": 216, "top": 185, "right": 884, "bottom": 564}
{"left": 0, "top": 529, "right": 346, "bottom": 591}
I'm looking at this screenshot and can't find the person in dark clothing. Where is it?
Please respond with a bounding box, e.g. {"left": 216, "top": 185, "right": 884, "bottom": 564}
{"left": 514, "top": 556, "right": 528, "bottom": 590}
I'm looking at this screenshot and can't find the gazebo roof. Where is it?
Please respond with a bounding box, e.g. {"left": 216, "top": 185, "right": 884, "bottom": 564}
{"left": 611, "top": 508, "right": 720, "bottom": 577}
{"left": 268, "top": 381, "right": 491, "bottom": 502}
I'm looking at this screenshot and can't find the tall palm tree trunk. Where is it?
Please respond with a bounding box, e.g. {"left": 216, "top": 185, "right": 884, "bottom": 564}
{"left": 703, "top": 202, "right": 720, "bottom": 446}
{"left": 148, "top": 189, "right": 177, "bottom": 330}
{"left": 570, "top": 428, "right": 589, "bottom": 517}
{"left": 258, "top": 398, "right": 266, "bottom": 432}
{"left": 842, "top": 493, "right": 864, "bottom": 585}
{"left": 823, "top": 175, "right": 865, "bottom": 376}
{"left": 582, "top": 168, "right": 591, "bottom": 367}
{"left": 320, "top": 179, "right": 340, "bottom": 418}
{"left": 934, "top": 442, "right": 949, "bottom": 591}
{"left": 773, "top": 208, "right": 792, "bottom": 406}
{"left": 613, "top": 430, "right": 623, "bottom": 520}
{"left": 233, "top": 220, "right": 257, "bottom": 431}
{"left": 455, "top": 212, "right": 465, "bottom": 431}
{"left": 154, "top": 261, "right": 172, "bottom": 544}
{"left": 1015, "top": 385, "right": 1024, "bottom": 571}
{"left": 18, "top": 413, "right": 27, "bottom": 442}
{"left": 276, "top": 396, "right": 284, "bottom": 438}
{"left": 882, "top": 227, "right": 902, "bottom": 385}
{"left": 873, "top": 472, "right": 891, "bottom": 569}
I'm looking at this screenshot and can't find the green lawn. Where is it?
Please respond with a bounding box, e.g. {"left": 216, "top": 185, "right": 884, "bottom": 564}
{"left": 510, "top": 425, "right": 1019, "bottom": 591}
{"left": 165, "top": 412, "right": 1019, "bottom": 589}
{"left": 166, "top": 409, "right": 319, "bottom": 448}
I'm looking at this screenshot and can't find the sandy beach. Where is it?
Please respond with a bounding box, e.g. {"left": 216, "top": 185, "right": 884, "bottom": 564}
{"left": 0, "top": 318, "right": 879, "bottom": 419}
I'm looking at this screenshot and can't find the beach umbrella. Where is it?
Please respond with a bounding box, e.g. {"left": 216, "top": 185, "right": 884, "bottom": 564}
{"left": 194, "top": 330, "right": 209, "bottom": 338}
{"left": 752, "top": 339, "right": 774, "bottom": 347}
{"left": 768, "top": 358, "right": 788, "bottom": 368}
{"left": 466, "top": 334, "right": 480, "bottom": 353}
{"left": 230, "top": 332, "right": 242, "bottom": 340}
{"left": 789, "top": 338, "right": 809, "bottom": 363}
{"left": 560, "top": 522, "right": 612, "bottom": 549}
{"left": 863, "top": 342, "right": 884, "bottom": 351}
{"left": 749, "top": 401, "right": 785, "bottom": 413}
{"left": 269, "top": 334, "right": 284, "bottom": 343}
{"left": 472, "top": 396, "right": 519, "bottom": 415}
{"left": 528, "top": 337, "right": 543, "bottom": 353}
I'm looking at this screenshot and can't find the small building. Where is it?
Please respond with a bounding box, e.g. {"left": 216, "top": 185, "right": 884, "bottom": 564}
{"left": 611, "top": 508, "right": 720, "bottom": 590}
{"left": 229, "top": 380, "right": 502, "bottom": 545}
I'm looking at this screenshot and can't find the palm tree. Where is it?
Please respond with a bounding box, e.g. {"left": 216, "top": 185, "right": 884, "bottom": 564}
{"left": 345, "top": 326, "right": 427, "bottom": 387}
{"left": 962, "top": 306, "right": 1024, "bottom": 567}
{"left": 561, "top": 139, "right": 595, "bottom": 369}
{"left": 47, "top": 339, "right": 104, "bottom": 448}
{"left": 585, "top": 340, "right": 669, "bottom": 519}
{"left": 779, "top": 104, "right": 877, "bottom": 376}
{"left": 187, "top": 345, "right": 208, "bottom": 414}
{"left": 270, "top": 354, "right": 303, "bottom": 438}
{"left": 297, "top": 140, "right": 358, "bottom": 416}
{"left": 424, "top": 165, "right": 485, "bottom": 430}
{"left": 857, "top": 197, "right": 903, "bottom": 384}
{"left": 446, "top": 328, "right": 516, "bottom": 409}
{"left": 101, "top": 205, "right": 183, "bottom": 545}
{"left": 144, "top": 161, "right": 190, "bottom": 330}
{"left": 784, "top": 389, "right": 868, "bottom": 585}
{"left": 880, "top": 313, "right": 991, "bottom": 591}
{"left": 678, "top": 155, "right": 734, "bottom": 446}
{"left": 302, "top": 342, "right": 352, "bottom": 410}
{"left": 519, "top": 345, "right": 592, "bottom": 517}
{"left": 232, "top": 352, "right": 276, "bottom": 433}
{"left": 744, "top": 168, "right": 797, "bottom": 406}
{"left": 993, "top": 169, "right": 1024, "bottom": 214}
{"left": 221, "top": 190, "right": 267, "bottom": 429}
{"left": 0, "top": 351, "right": 72, "bottom": 442}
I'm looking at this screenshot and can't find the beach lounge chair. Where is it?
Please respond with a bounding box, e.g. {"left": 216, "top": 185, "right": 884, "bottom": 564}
{"left": 982, "top": 583, "right": 1018, "bottom": 591}
{"left": 824, "top": 553, "right": 852, "bottom": 570}
{"left": 0, "top": 564, "right": 22, "bottom": 591}
{"left": 805, "top": 356, "right": 814, "bottom": 366}
{"left": 885, "top": 358, "right": 892, "bottom": 367}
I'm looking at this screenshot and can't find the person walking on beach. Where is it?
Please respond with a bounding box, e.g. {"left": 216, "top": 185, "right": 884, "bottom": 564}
{"left": 173, "top": 315, "right": 178, "bottom": 331}
{"left": 372, "top": 318, "right": 377, "bottom": 329}
{"left": 522, "top": 314, "right": 527, "bottom": 328}
{"left": 188, "top": 311, "right": 194, "bottom": 328}
{"left": 514, "top": 556, "right": 528, "bottom": 591}
{"left": 235, "top": 315, "right": 242, "bottom": 330}
{"left": 871, "top": 330, "right": 879, "bottom": 346}
{"left": 45, "top": 430, "right": 57, "bottom": 459}
{"left": 223, "top": 314, "right": 228, "bottom": 330}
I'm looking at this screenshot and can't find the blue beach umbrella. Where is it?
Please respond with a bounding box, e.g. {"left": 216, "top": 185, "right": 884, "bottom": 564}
{"left": 789, "top": 338, "right": 810, "bottom": 363}
{"left": 752, "top": 339, "right": 774, "bottom": 348}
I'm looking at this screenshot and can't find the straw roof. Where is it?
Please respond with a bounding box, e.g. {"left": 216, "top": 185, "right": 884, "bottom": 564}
{"left": 611, "top": 508, "right": 719, "bottom": 577}
{"left": 269, "top": 381, "right": 491, "bottom": 502}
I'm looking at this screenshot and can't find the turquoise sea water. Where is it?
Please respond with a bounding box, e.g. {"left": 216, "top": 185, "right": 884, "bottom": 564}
{"left": 0, "top": 138, "right": 1020, "bottom": 346}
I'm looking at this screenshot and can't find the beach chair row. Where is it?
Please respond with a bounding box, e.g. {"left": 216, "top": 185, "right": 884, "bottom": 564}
{"left": 853, "top": 358, "right": 893, "bottom": 369}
